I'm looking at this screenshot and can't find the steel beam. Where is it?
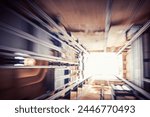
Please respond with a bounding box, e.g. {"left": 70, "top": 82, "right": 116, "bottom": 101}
{"left": 115, "top": 75, "right": 150, "bottom": 99}
{"left": 117, "top": 20, "right": 150, "bottom": 55}
{"left": 27, "top": 0, "right": 88, "bottom": 54}
{"left": 104, "top": 0, "right": 113, "bottom": 52}
{"left": 46, "top": 76, "right": 92, "bottom": 100}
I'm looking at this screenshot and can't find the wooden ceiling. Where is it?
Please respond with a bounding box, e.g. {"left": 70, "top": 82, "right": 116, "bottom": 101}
{"left": 35, "top": 0, "right": 150, "bottom": 52}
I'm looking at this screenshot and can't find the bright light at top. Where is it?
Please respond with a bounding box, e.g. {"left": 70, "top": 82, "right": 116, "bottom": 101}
{"left": 85, "top": 52, "right": 121, "bottom": 80}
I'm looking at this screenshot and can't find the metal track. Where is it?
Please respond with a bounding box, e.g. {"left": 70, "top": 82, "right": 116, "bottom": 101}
{"left": 115, "top": 75, "right": 150, "bottom": 99}
{"left": 117, "top": 20, "right": 150, "bottom": 55}
{"left": 26, "top": 0, "right": 88, "bottom": 54}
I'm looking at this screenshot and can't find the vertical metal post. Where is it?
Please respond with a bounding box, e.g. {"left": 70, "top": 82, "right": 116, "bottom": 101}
{"left": 104, "top": 0, "right": 113, "bottom": 52}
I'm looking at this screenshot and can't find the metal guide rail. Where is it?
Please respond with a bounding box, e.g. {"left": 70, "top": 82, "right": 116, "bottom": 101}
{"left": 45, "top": 77, "right": 90, "bottom": 100}
{"left": 25, "top": 0, "right": 88, "bottom": 54}
{"left": 114, "top": 75, "right": 150, "bottom": 99}
{"left": 0, "top": 1, "right": 87, "bottom": 100}
{"left": 117, "top": 20, "right": 150, "bottom": 55}
{"left": 0, "top": 3, "right": 80, "bottom": 67}
{"left": 1, "top": 0, "right": 87, "bottom": 54}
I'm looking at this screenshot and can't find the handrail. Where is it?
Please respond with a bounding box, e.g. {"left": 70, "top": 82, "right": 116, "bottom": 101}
{"left": 115, "top": 75, "right": 150, "bottom": 99}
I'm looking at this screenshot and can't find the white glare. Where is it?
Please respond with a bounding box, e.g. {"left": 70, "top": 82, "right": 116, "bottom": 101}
{"left": 85, "top": 52, "right": 121, "bottom": 80}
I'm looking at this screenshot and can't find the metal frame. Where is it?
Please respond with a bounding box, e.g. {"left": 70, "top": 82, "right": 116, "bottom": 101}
{"left": 115, "top": 75, "right": 150, "bottom": 99}
{"left": 117, "top": 20, "right": 150, "bottom": 55}
{"left": 5, "top": 2, "right": 80, "bottom": 53}
{"left": 0, "top": 45, "right": 79, "bottom": 68}
{"left": 0, "top": 1, "right": 88, "bottom": 100}
{"left": 0, "top": 22, "right": 61, "bottom": 52}
{"left": 0, "top": 8, "right": 80, "bottom": 67}
{"left": 34, "top": 80, "right": 77, "bottom": 100}
{"left": 46, "top": 76, "right": 91, "bottom": 100}
{"left": 143, "top": 78, "right": 150, "bottom": 83}
{"left": 0, "top": 4, "right": 80, "bottom": 56}
{"left": 26, "top": 0, "right": 88, "bottom": 54}
{"left": 0, "top": 45, "right": 61, "bottom": 61}
{"left": 104, "top": 0, "right": 113, "bottom": 52}
{"left": 0, "top": 66, "right": 68, "bottom": 69}
{"left": 0, "top": 51, "right": 78, "bottom": 66}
